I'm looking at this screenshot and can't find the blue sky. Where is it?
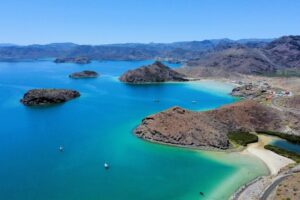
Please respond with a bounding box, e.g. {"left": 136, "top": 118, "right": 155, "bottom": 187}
{"left": 0, "top": 0, "right": 299, "bottom": 45}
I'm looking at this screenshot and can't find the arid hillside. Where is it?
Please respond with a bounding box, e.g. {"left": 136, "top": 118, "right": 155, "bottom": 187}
{"left": 135, "top": 100, "right": 300, "bottom": 149}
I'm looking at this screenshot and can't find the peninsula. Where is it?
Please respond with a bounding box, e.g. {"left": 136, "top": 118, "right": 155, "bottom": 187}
{"left": 135, "top": 100, "right": 300, "bottom": 150}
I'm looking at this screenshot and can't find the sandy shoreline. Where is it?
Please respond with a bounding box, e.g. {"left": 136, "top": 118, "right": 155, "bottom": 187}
{"left": 143, "top": 134, "right": 295, "bottom": 199}
{"left": 230, "top": 135, "right": 295, "bottom": 200}
{"left": 242, "top": 135, "right": 294, "bottom": 175}
{"left": 180, "top": 78, "right": 299, "bottom": 199}
{"left": 133, "top": 77, "right": 299, "bottom": 199}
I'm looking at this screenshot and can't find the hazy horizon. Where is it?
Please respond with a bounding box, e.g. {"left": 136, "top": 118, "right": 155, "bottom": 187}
{"left": 0, "top": 0, "right": 299, "bottom": 45}
{"left": 0, "top": 37, "right": 277, "bottom": 46}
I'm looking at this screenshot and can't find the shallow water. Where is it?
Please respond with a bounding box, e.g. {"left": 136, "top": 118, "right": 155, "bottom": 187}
{"left": 0, "top": 60, "right": 268, "bottom": 200}
{"left": 271, "top": 139, "right": 300, "bottom": 154}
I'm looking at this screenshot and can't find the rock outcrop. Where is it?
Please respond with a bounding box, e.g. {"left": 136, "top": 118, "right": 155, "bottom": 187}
{"left": 20, "top": 89, "right": 80, "bottom": 106}
{"left": 54, "top": 57, "right": 91, "bottom": 64}
{"left": 69, "top": 70, "right": 98, "bottom": 79}
{"left": 230, "top": 83, "right": 271, "bottom": 99}
{"left": 135, "top": 100, "right": 299, "bottom": 149}
{"left": 119, "top": 61, "right": 188, "bottom": 83}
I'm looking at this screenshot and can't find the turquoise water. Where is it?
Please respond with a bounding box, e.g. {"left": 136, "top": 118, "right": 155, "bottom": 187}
{"left": 0, "top": 60, "right": 268, "bottom": 200}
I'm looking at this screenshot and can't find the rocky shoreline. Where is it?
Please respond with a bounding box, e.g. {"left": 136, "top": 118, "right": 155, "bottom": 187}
{"left": 135, "top": 100, "right": 299, "bottom": 150}
{"left": 132, "top": 77, "right": 300, "bottom": 199}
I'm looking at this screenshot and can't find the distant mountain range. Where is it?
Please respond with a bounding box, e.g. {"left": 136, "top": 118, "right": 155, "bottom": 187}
{"left": 0, "top": 36, "right": 299, "bottom": 76}
{"left": 185, "top": 36, "right": 300, "bottom": 76}
{"left": 0, "top": 43, "right": 17, "bottom": 47}
{"left": 0, "top": 38, "right": 273, "bottom": 61}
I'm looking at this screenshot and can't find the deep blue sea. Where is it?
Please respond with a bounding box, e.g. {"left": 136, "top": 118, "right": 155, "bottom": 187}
{"left": 0, "top": 60, "right": 268, "bottom": 200}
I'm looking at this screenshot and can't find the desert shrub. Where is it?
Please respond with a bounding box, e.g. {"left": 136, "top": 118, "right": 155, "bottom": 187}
{"left": 228, "top": 132, "right": 258, "bottom": 146}
{"left": 264, "top": 145, "right": 300, "bottom": 163}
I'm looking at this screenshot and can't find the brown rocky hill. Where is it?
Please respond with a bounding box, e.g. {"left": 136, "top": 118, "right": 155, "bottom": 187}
{"left": 264, "top": 35, "right": 300, "bottom": 69}
{"left": 135, "top": 100, "right": 300, "bottom": 149}
{"left": 184, "top": 36, "right": 300, "bottom": 76}
{"left": 186, "top": 46, "right": 276, "bottom": 75}
{"left": 119, "top": 61, "right": 188, "bottom": 83}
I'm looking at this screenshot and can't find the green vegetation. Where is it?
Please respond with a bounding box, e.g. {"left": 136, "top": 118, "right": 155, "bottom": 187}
{"left": 258, "top": 131, "right": 300, "bottom": 144}
{"left": 228, "top": 132, "right": 258, "bottom": 146}
{"left": 264, "top": 145, "right": 300, "bottom": 163}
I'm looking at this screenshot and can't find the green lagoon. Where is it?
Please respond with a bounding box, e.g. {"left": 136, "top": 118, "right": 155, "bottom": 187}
{"left": 0, "top": 60, "right": 268, "bottom": 200}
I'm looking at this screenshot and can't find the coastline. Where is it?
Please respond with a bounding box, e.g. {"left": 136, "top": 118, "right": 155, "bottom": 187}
{"left": 242, "top": 135, "right": 295, "bottom": 175}
{"left": 135, "top": 135, "right": 246, "bottom": 153}
{"left": 135, "top": 133, "right": 286, "bottom": 199}
{"left": 123, "top": 73, "right": 300, "bottom": 200}
{"left": 230, "top": 135, "right": 295, "bottom": 200}
{"left": 136, "top": 131, "right": 296, "bottom": 199}
{"left": 132, "top": 77, "right": 299, "bottom": 199}
{"left": 1, "top": 58, "right": 299, "bottom": 199}
{"left": 137, "top": 136, "right": 270, "bottom": 200}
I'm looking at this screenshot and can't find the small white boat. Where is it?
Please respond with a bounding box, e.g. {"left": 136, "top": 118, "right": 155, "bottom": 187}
{"left": 192, "top": 100, "right": 197, "bottom": 104}
{"left": 104, "top": 162, "right": 109, "bottom": 169}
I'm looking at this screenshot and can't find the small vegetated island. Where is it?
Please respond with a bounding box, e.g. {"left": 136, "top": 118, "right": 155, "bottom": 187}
{"left": 69, "top": 70, "right": 99, "bottom": 79}
{"left": 119, "top": 61, "right": 188, "bottom": 83}
{"left": 20, "top": 89, "right": 80, "bottom": 106}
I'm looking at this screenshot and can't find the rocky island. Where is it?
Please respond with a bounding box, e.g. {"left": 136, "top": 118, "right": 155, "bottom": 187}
{"left": 54, "top": 56, "right": 91, "bottom": 64}
{"left": 119, "top": 61, "right": 188, "bottom": 83}
{"left": 69, "top": 70, "right": 98, "bottom": 79}
{"left": 20, "top": 89, "right": 80, "bottom": 106}
{"left": 135, "top": 100, "right": 300, "bottom": 149}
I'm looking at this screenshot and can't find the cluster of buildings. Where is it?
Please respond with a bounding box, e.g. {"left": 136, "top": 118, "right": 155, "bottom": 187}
{"left": 231, "top": 79, "right": 292, "bottom": 101}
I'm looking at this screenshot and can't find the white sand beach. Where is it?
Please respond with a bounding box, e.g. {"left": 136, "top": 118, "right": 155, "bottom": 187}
{"left": 243, "top": 135, "right": 295, "bottom": 175}
{"left": 230, "top": 135, "right": 296, "bottom": 200}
